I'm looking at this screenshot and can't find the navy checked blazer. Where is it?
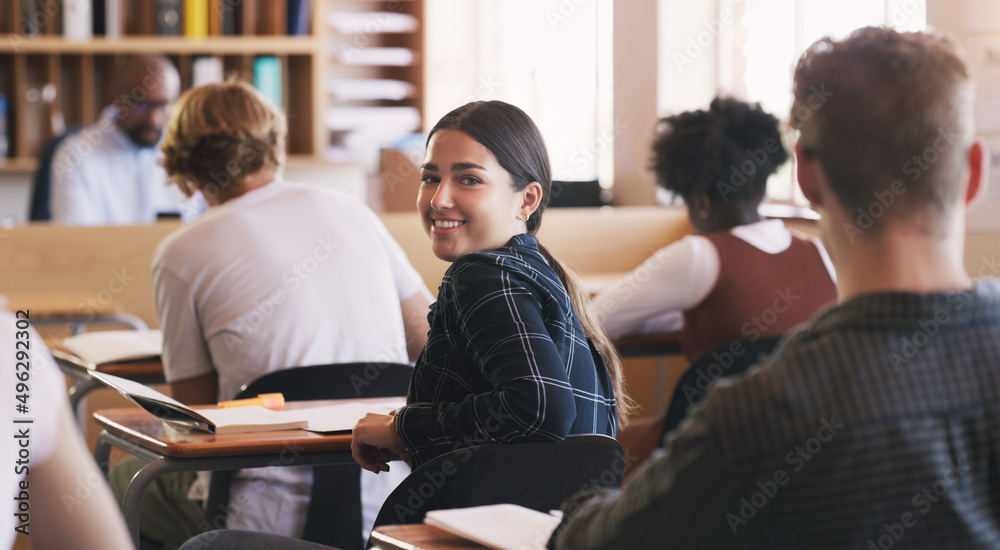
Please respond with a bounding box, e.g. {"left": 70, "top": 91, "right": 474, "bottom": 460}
{"left": 557, "top": 279, "right": 1000, "bottom": 549}
{"left": 395, "top": 234, "right": 618, "bottom": 467}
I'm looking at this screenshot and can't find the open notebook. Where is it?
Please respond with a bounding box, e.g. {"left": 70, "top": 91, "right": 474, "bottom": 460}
{"left": 89, "top": 371, "right": 308, "bottom": 434}
{"left": 89, "top": 371, "right": 405, "bottom": 435}
{"left": 423, "top": 504, "right": 562, "bottom": 550}
{"left": 62, "top": 329, "right": 163, "bottom": 365}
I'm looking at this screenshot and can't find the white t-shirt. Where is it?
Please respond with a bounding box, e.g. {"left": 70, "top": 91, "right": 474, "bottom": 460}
{"left": 594, "top": 219, "right": 836, "bottom": 339}
{"left": 1, "top": 310, "right": 64, "bottom": 550}
{"left": 51, "top": 107, "right": 184, "bottom": 226}
{"left": 152, "top": 179, "right": 431, "bottom": 538}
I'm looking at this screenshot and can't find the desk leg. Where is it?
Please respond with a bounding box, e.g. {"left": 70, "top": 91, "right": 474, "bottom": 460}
{"left": 121, "top": 459, "right": 174, "bottom": 547}
{"left": 94, "top": 431, "right": 114, "bottom": 477}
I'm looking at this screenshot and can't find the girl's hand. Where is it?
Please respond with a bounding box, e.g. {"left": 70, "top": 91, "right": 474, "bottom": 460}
{"left": 351, "top": 412, "right": 407, "bottom": 474}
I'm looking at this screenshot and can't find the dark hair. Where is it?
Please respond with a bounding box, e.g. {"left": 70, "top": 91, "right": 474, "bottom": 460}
{"left": 651, "top": 97, "right": 788, "bottom": 206}
{"left": 791, "top": 27, "right": 973, "bottom": 234}
{"left": 428, "top": 101, "right": 552, "bottom": 234}
{"left": 428, "top": 101, "right": 634, "bottom": 424}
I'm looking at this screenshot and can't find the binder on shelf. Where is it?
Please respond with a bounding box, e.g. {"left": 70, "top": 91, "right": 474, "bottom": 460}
{"left": 93, "top": 0, "right": 123, "bottom": 37}
{"left": 0, "top": 94, "right": 8, "bottom": 160}
{"left": 63, "top": 0, "right": 94, "bottom": 42}
{"left": 238, "top": 0, "right": 257, "bottom": 35}
{"left": 155, "top": 0, "right": 183, "bottom": 35}
{"left": 192, "top": 56, "right": 224, "bottom": 87}
{"left": 106, "top": 0, "right": 122, "bottom": 37}
{"left": 256, "top": 0, "right": 285, "bottom": 35}
{"left": 208, "top": 0, "right": 222, "bottom": 35}
{"left": 184, "top": 0, "right": 208, "bottom": 37}
{"left": 21, "top": 0, "right": 42, "bottom": 36}
{"left": 220, "top": 0, "right": 237, "bottom": 34}
{"left": 287, "top": 0, "right": 312, "bottom": 35}
{"left": 92, "top": 0, "right": 105, "bottom": 34}
{"left": 123, "top": 0, "right": 156, "bottom": 35}
{"left": 254, "top": 56, "right": 283, "bottom": 108}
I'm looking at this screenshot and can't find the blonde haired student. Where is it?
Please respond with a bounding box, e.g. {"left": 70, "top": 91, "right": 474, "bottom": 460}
{"left": 111, "top": 80, "right": 433, "bottom": 547}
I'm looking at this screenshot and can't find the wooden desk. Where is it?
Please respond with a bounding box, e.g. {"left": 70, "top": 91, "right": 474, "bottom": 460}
{"left": 370, "top": 524, "right": 487, "bottom": 550}
{"left": 93, "top": 398, "right": 397, "bottom": 547}
{"left": 613, "top": 332, "right": 683, "bottom": 413}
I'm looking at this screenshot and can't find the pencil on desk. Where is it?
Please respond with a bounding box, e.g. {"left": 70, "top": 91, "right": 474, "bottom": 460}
{"left": 218, "top": 393, "right": 285, "bottom": 410}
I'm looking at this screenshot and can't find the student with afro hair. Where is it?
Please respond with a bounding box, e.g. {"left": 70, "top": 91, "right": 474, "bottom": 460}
{"left": 593, "top": 97, "right": 837, "bottom": 361}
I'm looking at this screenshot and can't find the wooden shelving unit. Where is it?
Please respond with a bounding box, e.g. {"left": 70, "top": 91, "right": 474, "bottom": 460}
{"left": 0, "top": 0, "right": 424, "bottom": 168}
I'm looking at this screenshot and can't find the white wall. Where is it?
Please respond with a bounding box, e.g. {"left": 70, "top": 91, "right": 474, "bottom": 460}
{"left": 0, "top": 172, "right": 33, "bottom": 224}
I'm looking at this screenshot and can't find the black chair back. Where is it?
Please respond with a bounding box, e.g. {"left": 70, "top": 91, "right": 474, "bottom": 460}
{"left": 368, "top": 434, "right": 624, "bottom": 547}
{"left": 206, "top": 362, "right": 413, "bottom": 550}
{"left": 30, "top": 127, "right": 82, "bottom": 221}
{"left": 661, "top": 335, "right": 784, "bottom": 439}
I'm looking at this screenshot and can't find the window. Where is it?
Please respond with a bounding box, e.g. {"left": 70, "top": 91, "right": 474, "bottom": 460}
{"left": 424, "top": 0, "right": 614, "bottom": 185}
{"left": 659, "top": 0, "right": 926, "bottom": 204}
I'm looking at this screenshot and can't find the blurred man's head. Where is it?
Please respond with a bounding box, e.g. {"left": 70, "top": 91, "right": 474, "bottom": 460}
{"left": 790, "top": 27, "right": 976, "bottom": 240}
{"left": 114, "top": 55, "right": 181, "bottom": 148}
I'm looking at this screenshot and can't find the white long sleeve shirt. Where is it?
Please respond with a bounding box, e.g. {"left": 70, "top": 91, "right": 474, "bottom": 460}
{"left": 594, "top": 220, "right": 835, "bottom": 339}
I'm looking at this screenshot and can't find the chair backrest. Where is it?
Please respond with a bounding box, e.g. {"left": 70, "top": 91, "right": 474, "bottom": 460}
{"left": 207, "top": 362, "right": 413, "bottom": 550}
{"left": 661, "top": 335, "right": 784, "bottom": 439}
{"left": 237, "top": 362, "right": 413, "bottom": 401}
{"left": 368, "top": 434, "right": 624, "bottom": 545}
{"left": 29, "top": 127, "right": 82, "bottom": 221}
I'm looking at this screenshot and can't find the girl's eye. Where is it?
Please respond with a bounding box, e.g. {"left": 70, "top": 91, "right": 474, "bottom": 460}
{"left": 420, "top": 174, "right": 439, "bottom": 184}
{"left": 459, "top": 176, "right": 481, "bottom": 186}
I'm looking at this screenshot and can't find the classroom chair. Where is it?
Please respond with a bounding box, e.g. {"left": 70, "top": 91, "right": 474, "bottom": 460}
{"left": 661, "top": 334, "right": 784, "bottom": 436}
{"left": 205, "top": 362, "right": 413, "bottom": 550}
{"left": 366, "top": 434, "right": 625, "bottom": 548}
{"left": 617, "top": 335, "right": 784, "bottom": 480}
{"left": 29, "top": 126, "right": 82, "bottom": 221}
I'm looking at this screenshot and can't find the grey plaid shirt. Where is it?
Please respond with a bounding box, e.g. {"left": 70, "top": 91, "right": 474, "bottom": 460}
{"left": 558, "top": 278, "right": 1000, "bottom": 549}
{"left": 396, "top": 234, "right": 618, "bottom": 467}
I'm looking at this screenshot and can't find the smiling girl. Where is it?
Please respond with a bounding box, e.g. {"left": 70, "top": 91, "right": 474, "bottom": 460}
{"left": 352, "top": 101, "right": 633, "bottom": 472}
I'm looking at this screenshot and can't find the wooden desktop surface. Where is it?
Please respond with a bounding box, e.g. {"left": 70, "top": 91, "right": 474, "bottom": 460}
{"left": 93, "top": 398, "right": 401, "bottom": 458}
{"left": 370, "top": 524, "right": 487, "bottom": 550}
{"left": 50, "top": 347, "right": 165, "bottom": 379}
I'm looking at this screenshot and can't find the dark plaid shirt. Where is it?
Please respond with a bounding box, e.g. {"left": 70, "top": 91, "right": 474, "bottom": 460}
{"left": 558, "top": 278, "right": 1000, "bottom": 549}
{"left": 396, "top": 234, "right": 618, "bottom": 467}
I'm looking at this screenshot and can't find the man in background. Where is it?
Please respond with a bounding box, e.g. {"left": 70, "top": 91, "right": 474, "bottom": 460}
{"left": 51, "top": 54, "right": 185, "bottom": 225}
{"left": 554, "top": 26, "right": 1000, "bottom": 549}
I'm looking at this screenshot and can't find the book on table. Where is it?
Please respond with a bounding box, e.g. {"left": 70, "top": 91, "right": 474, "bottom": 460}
{"left": 88, "top": 371, "right": 309, "bottom": 435}
{"left": 87, "top": 370, "right": 406, "bottom": 435}
{"left": 423, "top": 504, "right": 562, "bottom": 550}
{"left": 60, "top": 329, "right": 163, "bottom": 366}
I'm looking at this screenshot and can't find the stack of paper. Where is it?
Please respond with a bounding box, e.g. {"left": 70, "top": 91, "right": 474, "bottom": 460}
{"left": 334, "top": 47, "right": 416, "bottom": 67}
{"left": 327, "top": 12, "right": 418, "bottom": 34}
{"left": 325, "top": 78, "right": 415, "bottom": 101}
{"left": 424, "top": 504, "right": 562, "bottom": 550}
